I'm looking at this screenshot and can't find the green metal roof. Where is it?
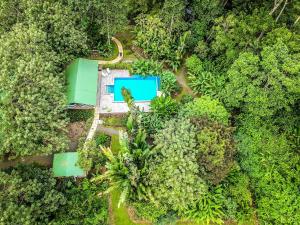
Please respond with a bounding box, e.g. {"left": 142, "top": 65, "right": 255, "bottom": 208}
{"left": 66, "top": 58, "right": 98, "bottom": 106}
{"left": 53, "top": 152, "right": 86, "bottom": 177}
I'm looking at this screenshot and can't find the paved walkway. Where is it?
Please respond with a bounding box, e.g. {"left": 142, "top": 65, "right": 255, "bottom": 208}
{"left": 98, "top": 37, "right": 123, "bottom": 65}
{"left": 86, "top": 36, "right": 124, "bottom": 142}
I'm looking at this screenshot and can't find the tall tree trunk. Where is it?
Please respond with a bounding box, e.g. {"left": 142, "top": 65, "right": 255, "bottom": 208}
{"left": 294, "top": 16, "right": 300, "bottom": 25}
{"left": 169, "top": 14, "right": 174, "bottom": 37}
{"left": 275, "top": 0, "right": 288, "bottom": 22}
{"left": 106, "top": 15, "right": 110, "bottom": 46}
{"left": 257, "top": 0, "right": 285, "bottom": 41}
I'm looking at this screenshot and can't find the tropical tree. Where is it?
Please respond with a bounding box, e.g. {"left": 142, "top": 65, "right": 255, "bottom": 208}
{"left": 192, "top": 118, "right": 236, "bottom": 184}
{"left": 0, "top": 25, "right": 68, "bottom": 158}
{"left": 159, "top": 70, "right": 180, "bottom": 95}
{"left": 223, "top": 40, "right": 300, "bottom": 118}
{"left": 186, "top": 55, "right": 225, "bottom": 97}
{"left": 150, "top": 96, "right": 179, "bottom": 118}
{"left": 237, "top": 117, "right": 300, "bottom": 224}
{"left": 131, "top": 59, "right": 163, "bottom": 76}
{"left": 147, "top": 118, "right": 208, "bottom": 211}
{"left": 93, "top": 131, "right": 150, "bottom": 207}
{"left": 0, "top": 165, "right": 66, "bottom": 224}
{"left": 181, "top": 96, "right": 230, "bottom": 125}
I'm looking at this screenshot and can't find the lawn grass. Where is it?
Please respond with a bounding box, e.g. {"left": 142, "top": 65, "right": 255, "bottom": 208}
{"left": 111, "top": 189, "right": 146, "bottom": 225}
{"left": 103, "top": 116, "right": 128, "bottom": 127}
{"left": 110, "top": 134, "right": 121, "bottom": 154}
{"left": 109, "top": 134, "right": 145, "bottom": 225}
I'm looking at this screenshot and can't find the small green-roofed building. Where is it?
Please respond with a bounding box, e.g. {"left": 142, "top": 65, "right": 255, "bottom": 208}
{"left": 53, "top": 152, "right": 86, "bottom": 177}
{"left": 66, "top": 58, "right": 99, "bottom": 106}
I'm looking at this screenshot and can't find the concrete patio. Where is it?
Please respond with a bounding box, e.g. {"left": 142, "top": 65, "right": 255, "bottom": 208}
{"left": 98, "top": 69, "right": 151, "bottom": 114}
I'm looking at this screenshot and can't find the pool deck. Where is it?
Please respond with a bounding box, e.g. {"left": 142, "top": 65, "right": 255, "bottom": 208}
{"left": 98, "top": 70, "right": 151, "bottom": 114}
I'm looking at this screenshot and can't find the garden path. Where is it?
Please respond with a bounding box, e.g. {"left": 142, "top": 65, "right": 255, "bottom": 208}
{"left": 175, "top": 66, "right": 194, "bottom": 95}
{"left": 86, "top": 36, "right": 124, "bottom": 142}
{"left": 98, "top": 37, "right": 123, "bottom": 65}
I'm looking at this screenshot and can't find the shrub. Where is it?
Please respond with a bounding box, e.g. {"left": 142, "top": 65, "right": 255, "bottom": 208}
{"left": 150, "top": 96, "right": 179, "bottom": 118}
{"left": 192, "top": 118, "right": 236, "bottom": 184}
{"left": 0, "top": 164, "right": 67, "bottom": 225}
{"left": 184, "top": 187, "right": 225, "bottom": 225}
{"left": 148, "top": 118, "right": 208, "bottom": 211}
{"left": 181, "top": 96, "right": 230, "bottom": 125}
{"left": 132, "top": 59, "right": 163, "bottom": 76}
{"left": 67, "top": 109, "right": 94, "bottom": 122}
{"left": 186, "top": 55, "right": 225, "bottom": 97}
{"left": 221, "top": 165, "right": 254, "bottom": 223}
{"left": 102, "top": 62, "right": 132, "bottom": 71}
{"left": 53, "top": 179, "right": 109, "bottom": 225}
{"left": 95, "top": 132, "right": 111, "bottom": 147}
{"left": 78, "top": 139, "right": 106, "bottom": 173}
{"left": 103, "top": 116, "right": 128, "bottom": 127}
{"left": 132, "top": 202, "right": 168, "bottom": 223}
{"left": 159, "top": 71, "right": 180, "bottom": 95}
{"left": 139, "top": 112, "right": 165, "bottom": 136}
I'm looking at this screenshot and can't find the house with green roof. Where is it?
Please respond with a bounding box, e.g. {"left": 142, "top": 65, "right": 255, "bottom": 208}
{"left": 66, "top": 58, "right": 99, "bottom": 108}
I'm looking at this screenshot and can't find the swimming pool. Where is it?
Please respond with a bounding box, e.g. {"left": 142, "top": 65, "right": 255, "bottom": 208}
{"left": 113, "top": 75, "right": 159, "bottom": 102}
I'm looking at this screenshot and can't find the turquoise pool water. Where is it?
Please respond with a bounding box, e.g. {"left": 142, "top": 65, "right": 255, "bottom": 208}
{"left": 113, "top": 76, "right": 159, "bottom": 102}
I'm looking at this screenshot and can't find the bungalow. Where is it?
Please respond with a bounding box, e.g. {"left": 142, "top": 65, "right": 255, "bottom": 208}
{"left": 66, "top": 58, "right": 99, "bottom": 108}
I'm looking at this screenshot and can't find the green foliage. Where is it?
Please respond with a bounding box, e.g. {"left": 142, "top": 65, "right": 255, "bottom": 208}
{"left": 0, "top": 165, "right": 109, "bottom": 225}
{"left": 160, "top": 0, "right": 187, "bottom": 35}
{"left": 150, "top": 96, "right": 179, "bottom": 118}
{"left": 93, "top": 130, "right": 150, "bottom": 207}
{"left": 134, "top": 15, "right": 189, "bottom": 68}
{"left": 95, "top": 133, "right": 111, "bottom": 147}
{"left": 184, "top": 187, "right": 225, "bottom": 225}
{"left": 221, "top": 166, "right": 254, "bottom": 223}
{"left": 102, "top": 62, "right": 132, "bottom": 71}
{"left": 103, "top": 116, "right": 128, "bottom": 127}
{"left": 132, "top": 201, "right": 168, "bottom": 223}
{"left": 148, "top": 118, "right": 208, "bottom": 211}
{"left": 181, "top": 96, "right": 230, "bottom": 125}
{"left": 223, "top": 40, "right": 300, "bottom": 117}
{"left": 0, "top": 0, "right": 88, "bottom": 67}
{"left": 186, "top": 55, "right": 225, "bottom": 97}
{"left": 192, "top": 118, "right": 236, "bottom": 184}
{"left": 52, "top": 179, "right": 108, "bottom": 225}
{"left": 77, "top": 139, "right": 106, "bottom": 173}
{"left": 132, "top": 59, "right": 163, "bottom": 76}
{"left": 67, "top": 109, "right": 94, "bottom": 122}
{"left": 187, "top": 0, "right": 222, "bottom": 49}
{"left": 122, "top": 87, "right": 135, "bottom": 108}
{"left": 159, "top": 71, "right": 180, "bottom": 95}
{"left": 138, "top": 112, "right": 165, "bottom": 136}
{"left": 0, "top": 25, "right": 68, "bottom": 158}
{"left": 69, "top": 0, "right": 128, "bottom": 49}
{"left": 0, "top": 164, "right": 66, "bottom": 225}
{"left": 211, "top": 9, "right": 275, "bottom": 67}
{"left": 237, "top": 117, "right": 300, "bottom": 224}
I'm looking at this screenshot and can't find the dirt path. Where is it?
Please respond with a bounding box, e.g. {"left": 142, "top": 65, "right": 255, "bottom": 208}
{"left": 175, "top": 66, "right": 194, "bottom": 95}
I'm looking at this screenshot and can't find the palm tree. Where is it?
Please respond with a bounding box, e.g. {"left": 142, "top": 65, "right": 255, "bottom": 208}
{"left": 93, "top": 130, "right": 150, "bottom": 207}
